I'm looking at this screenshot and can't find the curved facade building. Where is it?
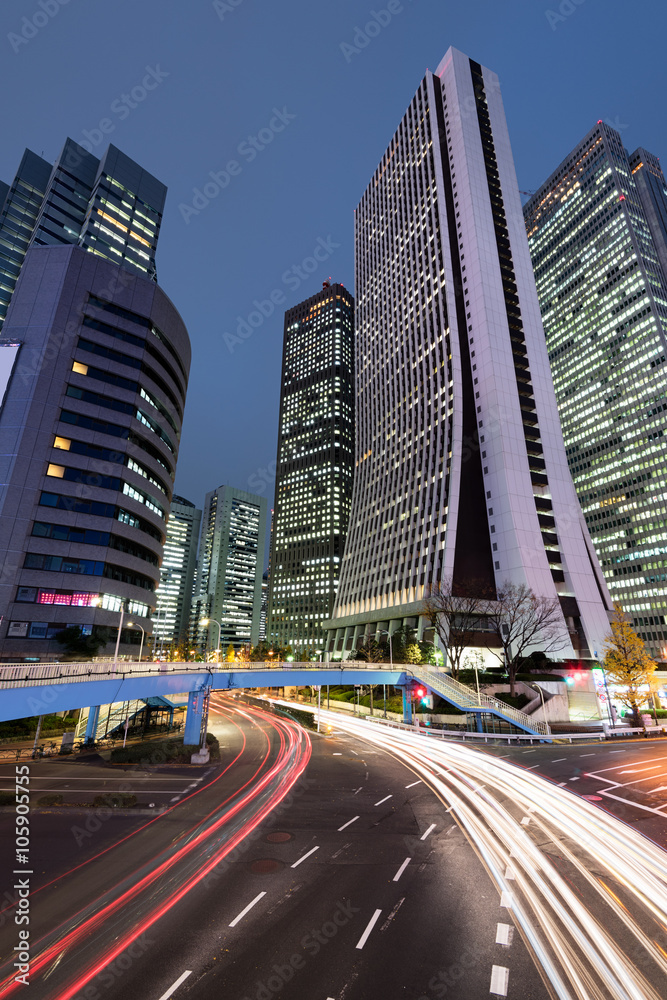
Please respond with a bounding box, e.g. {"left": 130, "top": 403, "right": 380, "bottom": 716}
{"left": 0, "top": 244, "right": 190, "bottom": 660}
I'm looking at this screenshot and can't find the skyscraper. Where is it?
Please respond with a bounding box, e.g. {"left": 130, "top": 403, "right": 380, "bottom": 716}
{"left": 267, "top": 282, "right": 354, "bottom": 654}
{"left": 154, "top": 495, "right": 201, "bottom": 652}
{"left": 0, "top": 244, "right": 190, "bottom": 661}
{"left": 0, "top": 139, "right": 165, "bottom": 328}
{"left": 192, "top": 485, "right": 267, "bottom": 655}
{"left": 325, "top": 47, "right": 612, "bottom": 661}
{"left": 524, "top": 124, "right": 667, "bottom": 656}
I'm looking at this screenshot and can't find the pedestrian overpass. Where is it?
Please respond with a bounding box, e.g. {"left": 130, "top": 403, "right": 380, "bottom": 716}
{"left": 0, "top": 660, "right": 550, "bottom": 740}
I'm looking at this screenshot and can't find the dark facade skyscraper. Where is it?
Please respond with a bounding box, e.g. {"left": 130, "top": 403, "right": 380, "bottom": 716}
{"left": 524, "top": 125, "right": 667, "bottom": 656}
{"left": 0, "top": 139, "right": 165, "bottom": 328}
{"left": 0, "top": 244, "right": 190, "bottom": 661}
{"left": 267, "top": 282, "right": 354, "bottom": 654}
{"left": 325, "top": 47, "right": 612, "bottom": 661}
{"left": 192, "top": 485, "right": 267, "bottom": 655}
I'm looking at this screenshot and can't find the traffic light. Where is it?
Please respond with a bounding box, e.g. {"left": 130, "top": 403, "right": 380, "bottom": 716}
{"left": 416, "top": 686, "right": 426, "bottom": 700}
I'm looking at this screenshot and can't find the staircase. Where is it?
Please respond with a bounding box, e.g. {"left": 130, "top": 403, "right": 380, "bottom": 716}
{"left": 412, "top": 668, "right": 550, "bottom": 737}
{"left": 76, "top": 700, "right": 147, "bottom": 741}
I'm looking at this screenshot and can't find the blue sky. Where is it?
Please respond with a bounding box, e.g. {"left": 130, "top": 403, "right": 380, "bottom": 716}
{"left": 0, "top": 0, "right": 665, "bottom": 520}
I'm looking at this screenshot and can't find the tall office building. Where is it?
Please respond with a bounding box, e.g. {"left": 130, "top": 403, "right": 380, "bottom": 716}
{"left": 154, "top": 495, "right": 201, "bottom": 651}
{"left": 0, "top": 244, "right": 190, "bottom": 660}
{"left": 325, "top": 47, "right": 612, "bottom": 661}
{"left": 0, "top": 139, "right": 164, "bottom": 328}
{"left": 524, "top": 124, "right": 667, "bottom": 656}
{"left": 192, "top": 485, "right": 267, "bottom": 655}
{"left": 267, "top": 282, "right": 354, "bottom": 653}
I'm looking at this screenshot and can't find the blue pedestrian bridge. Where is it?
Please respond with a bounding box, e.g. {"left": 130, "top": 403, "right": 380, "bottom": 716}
{"left": 0, "top": 660, "right": 550, "bottom": 740}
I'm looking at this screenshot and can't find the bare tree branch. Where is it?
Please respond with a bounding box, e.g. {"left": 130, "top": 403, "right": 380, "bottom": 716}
{"left": 421, "top": 577, "right": 495, "bottom": 680}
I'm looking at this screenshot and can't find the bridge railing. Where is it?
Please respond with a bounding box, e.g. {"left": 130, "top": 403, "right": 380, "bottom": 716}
{"left": 0, "top": 660, "right": 404, "bottom": 689}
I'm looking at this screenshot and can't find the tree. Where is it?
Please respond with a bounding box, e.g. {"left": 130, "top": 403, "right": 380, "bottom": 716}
{"left": 602, "top": 605, "right": 656, "bottom": 726}
{"left": 352, "top": 636, "right": 385, "bottom": 662}
{"left": 421, "top": 577, "right": 494, "bottom": 680}
{"left": 486, "top": 581, "right": 569, "bottom": 696}
{"left": 225, "top": 643, "right": 236, "bottom": 662}
{"left": 404, "top": 643, "right": 423, "bottom": 665}
{"left": 55, "top": 626, "right": 108, "bottom": 661}
{"left": 237, "top": 644, "right": 252, "bottom": 662}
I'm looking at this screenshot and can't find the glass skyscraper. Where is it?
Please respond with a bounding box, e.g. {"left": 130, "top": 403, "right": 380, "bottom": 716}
{"left": 325, "top": 47, "right": 612, "bottom": 662}
{"left": 192, "top": 485, "right": 267, "bottom": 655}
{"left": 524, "top": 124, "right": 667, "bottom": 658}
{"left": 0, "top": 139, "right": 165, "bottom": 328}
{"left": 267, "top": 282, "right": 354, "bottom": 654}
{"left": 154, "top": 495, "right": 201, "bottom": 651}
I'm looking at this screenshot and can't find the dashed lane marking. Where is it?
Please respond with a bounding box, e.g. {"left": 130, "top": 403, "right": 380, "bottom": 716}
{"left": 496, "top": 923, "right": 513, "bottom": 945}
{"left": 291, "top": 846, "right": 320, "bottom": 868}
{"left": 229, "top": 891, "right": 266, "bottom": 927}
{"left": 490, "top": 965, "right": 509, "bottom": 996}
{"left": 421, "top": 823, "right": 436, "bottom": 841}
{"left": 393, "top": 857, "right": 411, "bottom": 882}
{"left": 157, "top": 970, "right": 193, "bottom": 1000}
{"left": 405, "top": 780, "right": 422, "bottom": 788}
{"left": 356, "top": 909, "right": 383, "bottom": 949}
{"left": 338, "top": 816, "right": 359, "bottom": 832}
{"left": 374, "top": 795, "right": 393, "bottom": 806}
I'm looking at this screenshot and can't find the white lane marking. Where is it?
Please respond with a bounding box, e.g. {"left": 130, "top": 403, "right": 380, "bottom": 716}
{"left": 500, "top": 890, "right": 513, "bottom": 908}
{"left": 620, "top": 765, "right": 661, "bottom": 773}
{"left": 353, "top": 787, "right": 362, "bottom": 794}
{"left": 526, "top": 765, "right": 540, "bottom": 770}
{"left": 598, "top": 790, "right": 667, "bottom": 817}
{"left": 552, "top": 758, "right": 566, "bottom": 763}
{"left": 291, "top": 846, "right": 320, "bottom": 868}
{"left": 558, "top": 781, "right": 567, "bottom": 786}
{"left": 504, "top": 866, "right": 514, "bottom": 880}
{"left": 521, "top": 817, "right": 530, "bottom": 825}
{"left": 652, "top": 786, "right": 667, "bottom": 792}
{"left": 496, "top": 923, "right": 513, "bottom": 945}
{"left": 393, "top": 857, "right": 412, "bottom": 882}
{"left": 333, "top": 753, "right": 343, "bottom": 756}
{"left": 355, "top": 909, "right": 383, "bottom": 949}
{"left": 569, "top": 777, "right": 579, "bottom": 782}
{"left": 158, "top": 970, "right": 193, "bottom": 1000}
{"left": 610, "top": 750, "right": 627, "bottom": 753}
{"left": 405, "top": 780, "right": 422, "bottom": 788}
{"left": 170, "top": 796, "right": 180, "bottom": 802}
{"left": 229, "top": 891, "right": 266, "bottom": 927}
{"left": 351, "top": 750, "right": 358, "bottom": 755}
{"left": 522, "top": 750, "right": 537, "bottom": 754}
{"left": 331, "top": 843, "right": 351, "bottom": 859}
{"left": 490, "top": 965, "right": 509, "bottom": 996}
{"left": 421, "top": 823, "right": 436, "bottom": 841}
{"left": 338, "top": 816, "right": 359, "bottom": 832}
{"left": 374, "top": 794, "right": 393, "bottom": 806}
{"left": 580, "top": 753, "right": 596, "bottom": 757}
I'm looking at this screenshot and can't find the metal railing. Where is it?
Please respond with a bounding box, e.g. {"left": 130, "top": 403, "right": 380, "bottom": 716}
{"left": 0, "top": 660, "right": 402, "bottom": 689}
{"left": 413, "top": 667, "right": 550, "bottom": 736}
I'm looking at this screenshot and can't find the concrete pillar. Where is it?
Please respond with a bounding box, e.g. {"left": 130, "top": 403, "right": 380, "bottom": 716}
{"left": 184, "top": 689, "right": 205, "bottom": 745}
{"left": 402, "top": 686, "right": 412, "bottom": 724}
{"left": 474, "top": 712, "right": 484, "bottom": 733}
{"left": 84, "top": 706, "right": 100, "bottom": 743}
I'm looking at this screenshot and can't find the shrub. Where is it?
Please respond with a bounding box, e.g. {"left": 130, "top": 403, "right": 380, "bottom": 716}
{"left": 37, "top": 794, "right": 63, "bottom": 807}
{"left": 92, "top": 793, "right": 137, "bottom": 809}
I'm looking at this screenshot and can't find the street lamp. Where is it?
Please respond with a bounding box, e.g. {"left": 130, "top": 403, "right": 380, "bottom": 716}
{"left": 200, "top": 618, "right": 222, "bottom": 662}
{"left": 527, "top": 682, "right": 551, "bottom": 736}
{"left": 420, "top": 638, "right": 444, "bottom": 670}
{"left": 377, "top": 630, "right": 393, "bottom": 719}
{"left": 126, "top": 622, "right": 145, "bottom": 664}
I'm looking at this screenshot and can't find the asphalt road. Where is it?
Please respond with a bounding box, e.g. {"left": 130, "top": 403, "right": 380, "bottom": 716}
{"left": 2, "top": 700, "right": 667, "bottom": 999}
{"left": 0, "top": 698, "right": 548, "bottom": 1000}
{"left": 480, "top": 738, "right": 667, "bottom": 847}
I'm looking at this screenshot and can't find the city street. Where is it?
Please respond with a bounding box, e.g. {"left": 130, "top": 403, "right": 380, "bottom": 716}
{"left": 2, "top": 700, "right": 667, "bottom": 997}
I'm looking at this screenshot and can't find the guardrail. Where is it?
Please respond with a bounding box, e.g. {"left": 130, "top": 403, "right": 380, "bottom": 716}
{"left": 364, "top": 716, "right": 666, "bottom": 744}
{"left": 0, "top": 660, "right": 403, "bottom": 689}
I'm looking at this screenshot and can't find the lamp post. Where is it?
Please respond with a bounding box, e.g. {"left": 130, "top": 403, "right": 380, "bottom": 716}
{"left": 200, "top": 618, "right": 222, "bottom": 662}
{"left": 377, "top": 629, "right": 393, "bottom": 718}
{"left": 113, "top": 602, "right": 127, "bottom": 672}
{"left": 528, "top": 682, "right": 551, "bottom": 736}
{"left": 126, "top": 622, "right": 145, "bottom": 664}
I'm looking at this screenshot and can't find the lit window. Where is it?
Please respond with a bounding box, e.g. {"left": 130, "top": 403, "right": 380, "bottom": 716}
{"left": 72, "top": 361, "right": 88, "bottom": 375}
{"left": 53, "top": 437, "right": 71, "bottom": 451}
{"left": 46, "top": 464, "right": 65, "bottom": 478}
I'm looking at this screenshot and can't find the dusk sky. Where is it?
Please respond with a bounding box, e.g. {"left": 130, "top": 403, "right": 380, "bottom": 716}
{"left": 1, "top": 0, "right": 665, "bottom": 524}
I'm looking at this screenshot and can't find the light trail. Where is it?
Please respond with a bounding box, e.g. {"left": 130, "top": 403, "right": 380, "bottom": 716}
{"left": 0, "top": 703, "right": 311, "bottom": 1000}
{"left": 304, "top": 706, "right": 667, "bottom": 1000}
